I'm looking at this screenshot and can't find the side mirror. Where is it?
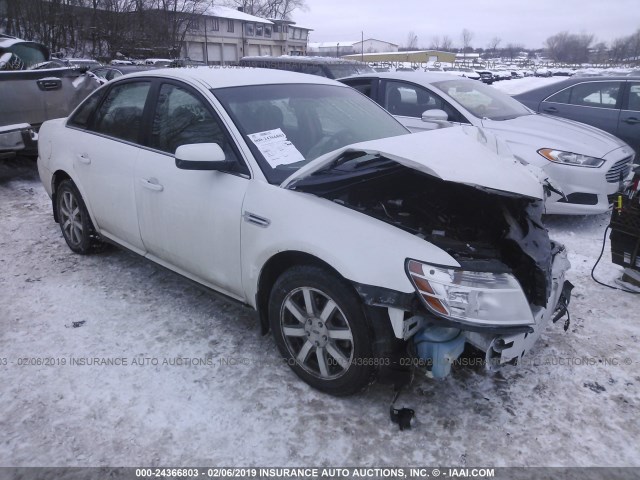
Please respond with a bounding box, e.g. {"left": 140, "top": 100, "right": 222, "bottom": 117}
{"left": 175, "top": 143, "right": 231, "bottom": 171}
{"left": 421, "top": 109, "right": 450, "bottom": 127}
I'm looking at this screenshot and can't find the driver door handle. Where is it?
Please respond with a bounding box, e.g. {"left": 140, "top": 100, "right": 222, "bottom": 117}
{"left": 139, "top": 178, "right": 164, "bottom": 192}
{"left": 623, "top": 117, "right": 640, "bottom": 125}
{"left": 543, "top": 106, "right": 558, "bottom": 113}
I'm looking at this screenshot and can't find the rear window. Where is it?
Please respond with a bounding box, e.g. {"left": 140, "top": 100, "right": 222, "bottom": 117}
{"left": 1, "top": 43, "right": 47, "bottom": 68}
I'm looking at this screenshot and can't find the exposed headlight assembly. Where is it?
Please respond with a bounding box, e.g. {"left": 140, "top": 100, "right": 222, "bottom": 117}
{"left": 406, "top": 259, "right": 534, "bottom": 327}
{"left": 538, "top": 148, "right": 604, "bottom": 168}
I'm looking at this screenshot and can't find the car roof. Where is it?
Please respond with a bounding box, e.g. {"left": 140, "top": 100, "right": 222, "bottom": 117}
{"left": 121, "top": 66, "right": 342, "bottom": 88}
{"left": 241, "top": 55, "right": 369, "bottom": 66}
{"left": 93, "top": 65, "right": 157, "bottom": 73}
{"left": 340, "top": 71, "right": 463, "bottom": 84}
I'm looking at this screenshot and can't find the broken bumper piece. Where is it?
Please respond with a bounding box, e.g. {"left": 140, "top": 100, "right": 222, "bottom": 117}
{"left": 0, "top": 123, "right": 38, "bottom": 157}
{"left": 410, "top": 244, "right": 571, "bottom": 378}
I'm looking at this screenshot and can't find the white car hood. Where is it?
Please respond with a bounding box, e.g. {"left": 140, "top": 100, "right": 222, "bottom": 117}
{"left": 282, "top": 126, "right": 544, "bottom": 200}
{"left": 481, "top": 113, "right": 627, "bottom": 158}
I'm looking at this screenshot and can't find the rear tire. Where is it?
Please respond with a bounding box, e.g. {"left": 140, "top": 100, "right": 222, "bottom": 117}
{"left": 56, "top": 180, "right": 95, "bottom": 254}
{"left": 269, "top": 265, "right": 376, "bottom": 396}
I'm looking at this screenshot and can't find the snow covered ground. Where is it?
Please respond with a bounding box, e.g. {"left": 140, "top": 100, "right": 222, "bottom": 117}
{"left": 491, "top": 76, "right": 567, "bottom": 96}
{"left": 1, "top": 144, "right": 639, "bottom": 466}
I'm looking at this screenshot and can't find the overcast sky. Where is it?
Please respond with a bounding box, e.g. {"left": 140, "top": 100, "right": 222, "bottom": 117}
{"left": 291, "top": 0, "right": 638, "bottom": 49}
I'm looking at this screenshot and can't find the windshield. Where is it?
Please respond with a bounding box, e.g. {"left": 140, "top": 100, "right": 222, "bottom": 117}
{"left": 213, "top": 83, "right": 409, "bottom": 184}
{"left": 433, "top": 79, "right": 532, "bottom": 120}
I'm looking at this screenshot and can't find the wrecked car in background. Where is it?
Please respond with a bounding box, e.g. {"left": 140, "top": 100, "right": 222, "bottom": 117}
{"left": 0, "top": 34, "right": 100, "bottom": 158}
{"left": 37, "top": 68, "right": 572, "bottom": 395}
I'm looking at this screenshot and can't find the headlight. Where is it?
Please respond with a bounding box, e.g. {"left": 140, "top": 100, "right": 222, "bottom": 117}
{"left": 538, "top": 148, "right": 604, "bottom": 168}
{"left": 406, "top": 259, "right": 534, "bottom": 327}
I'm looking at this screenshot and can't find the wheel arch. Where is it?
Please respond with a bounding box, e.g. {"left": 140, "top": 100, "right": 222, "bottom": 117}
{"left": 51, "top": 169, "right": 73, "bottom": 223}
{"left": 256, "top": 250, "right": 356, "bottom": 335}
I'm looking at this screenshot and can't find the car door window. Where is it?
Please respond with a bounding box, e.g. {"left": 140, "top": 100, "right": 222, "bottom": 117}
{"left": 90, "top": 81, "right": 150, "bottom": 143}
{"left": 546, "top": 87, "right": 571, "bottom": 104}
{"left": 148, "top": 83, "right": 244, "bottom": 171}
{"left": 383, "top": 81, "right": 466, "bottom": 123}
{"left": 91, "top": 68, "right": 107, "bottom": 80}
{"left": 343, "top": 79, "right": 375, "bottom": 99}
{"left": 68, "top": 90, "right": 105, "bottom": 128}
{"left": 568, "top": 82, "right": 621, "bottom": 109}
{"left": 626, "top": 83, "right": 640, "bottom": 111}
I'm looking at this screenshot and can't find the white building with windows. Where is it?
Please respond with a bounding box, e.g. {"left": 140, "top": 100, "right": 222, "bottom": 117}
{"left": 182, "top": 6, "right": 311, "bottom": 64}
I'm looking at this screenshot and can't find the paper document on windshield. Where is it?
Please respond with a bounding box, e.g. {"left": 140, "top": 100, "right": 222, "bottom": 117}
{"left": 247, "top": 128, "right": 305, "bottom": 168}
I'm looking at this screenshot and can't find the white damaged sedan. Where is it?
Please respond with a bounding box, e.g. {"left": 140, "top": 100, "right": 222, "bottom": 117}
{"left": 37, "top": 68, "right": 572, "bottom": 395}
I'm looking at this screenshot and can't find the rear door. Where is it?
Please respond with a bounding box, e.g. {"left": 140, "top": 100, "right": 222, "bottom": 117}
{"left": 69, "top": 79, "right": 151, "bottom": 253}
{"left": 618, "top": 81, "right": 640, "bottom": 155}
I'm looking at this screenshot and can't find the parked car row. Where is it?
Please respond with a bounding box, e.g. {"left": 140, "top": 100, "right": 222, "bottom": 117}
{"left": 37, "top": 68, "right": 573, "bottom": 395}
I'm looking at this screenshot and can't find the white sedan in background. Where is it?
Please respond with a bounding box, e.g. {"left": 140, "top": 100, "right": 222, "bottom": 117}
{"left": 340, "top": 72, "right": 635, "bottom": 214}
{"left": 37, "top": 68, "right": 571, "bottom": 395}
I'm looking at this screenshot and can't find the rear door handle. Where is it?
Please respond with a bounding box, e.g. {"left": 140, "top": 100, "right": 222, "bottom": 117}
{"left": 76, "top": 153, "right": 91, "bottom": 165}
{"left": 543, "top": 106, "right": 558, "bottom": 113}
{"left": 139, "top": 178, "right": 164, "bottom": 192}
{"left": 623, "top": 117, "right": 640, "bottom": 125}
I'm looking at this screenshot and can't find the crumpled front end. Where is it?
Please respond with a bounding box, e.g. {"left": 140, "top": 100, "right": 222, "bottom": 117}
{"left": 292, "top": 159, "right": 572, "bottom": 379}
{"left": 461, "top": 244, "right": 571, "bottom": 374}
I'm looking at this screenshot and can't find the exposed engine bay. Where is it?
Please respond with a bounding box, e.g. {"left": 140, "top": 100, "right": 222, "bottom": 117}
{"left": 293, "top": 157, "right": 553, "bottom": 308}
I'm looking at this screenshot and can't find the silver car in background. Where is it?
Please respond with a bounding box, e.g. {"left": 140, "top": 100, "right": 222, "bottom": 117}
{"left": 340, "top": 72, "right": 635, "bottom": 215}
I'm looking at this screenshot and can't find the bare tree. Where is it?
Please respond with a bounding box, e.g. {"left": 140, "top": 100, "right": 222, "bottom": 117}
{"left": 626, "top": 29, "right": 640, "bottom": 62}
{"left": 461, "top": 28, "right": 473, "bottom": 53}
{"left": 149, "top": 0, "right": 210, "bottom": 56}
{"left": 487, "top": 36, "right": 501, "bottom": 58}
{"left": 441, "top": 35, "right": 453, "bottom": 52}
{"left": 545, "top": 31, "right": 594, "bottom": 63}
{"left": 405, "top": 31, "right": 418, "bottom": 50}
{"left": 591, "top": 41, "right": 609, "bottom": 64}
{"left": 429, "top": 35, "right": 441, "bottom": 50}
{"left": 610, "top": 37, "right": 628, "bottom": 62}
{"left": 503, "top": 42, "right": 523, "bottom": 61}
{"left": 224, "top": 0, "right": 308, "bottom": 19}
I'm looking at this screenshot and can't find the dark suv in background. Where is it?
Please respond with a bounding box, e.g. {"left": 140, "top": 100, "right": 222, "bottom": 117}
{"left": 238, "top": 56, "right": 374, "bottom": 79}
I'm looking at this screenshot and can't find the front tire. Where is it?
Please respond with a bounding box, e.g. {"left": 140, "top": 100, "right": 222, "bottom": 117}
{"left": 56, "top": 180, "right": 95, "bottom": 254}
{"left": 269, "top": 265, "right": 376, "bottom": 396}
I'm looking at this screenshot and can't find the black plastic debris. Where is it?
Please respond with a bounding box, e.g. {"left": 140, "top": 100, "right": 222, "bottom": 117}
{"left": 389, "top": 389, "right": 415, "bottom": 431}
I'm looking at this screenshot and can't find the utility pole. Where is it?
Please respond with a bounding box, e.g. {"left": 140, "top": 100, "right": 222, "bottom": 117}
{"left": 204, "top": 15, "right": 208, "bottom": 64}
{"left": 361, "top": 31, "right": 364, "bottom": 62}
